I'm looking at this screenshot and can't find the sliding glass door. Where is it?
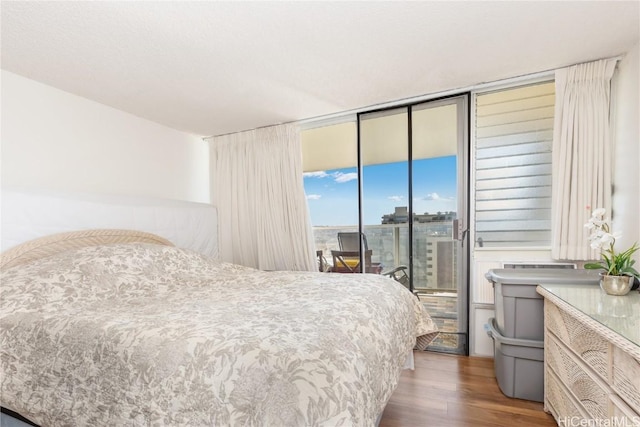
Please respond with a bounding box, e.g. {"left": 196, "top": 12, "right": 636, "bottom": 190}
{"left": 302, "top": 94, "right": 469, "bottom": 354}
{"left": 358, "top": 95, "right": 469, "bottom": 354}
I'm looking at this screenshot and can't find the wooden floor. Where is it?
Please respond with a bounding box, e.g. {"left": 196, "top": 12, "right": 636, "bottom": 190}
{"left": 379, "top": 351, "right": 557, "bottom": 427}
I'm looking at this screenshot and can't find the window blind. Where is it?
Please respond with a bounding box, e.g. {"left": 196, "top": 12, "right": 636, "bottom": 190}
{"left": 474, "top": 82, "right": 555, "bottom": 247}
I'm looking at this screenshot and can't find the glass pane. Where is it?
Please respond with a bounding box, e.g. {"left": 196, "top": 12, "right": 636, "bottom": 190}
{"left": 360, "top": 108, "right": 409, "bottom": 278}
{"left": 301, "top": 122, "right": 359, "bottom": 271}
{"left": 412, "top": 98, "right": 463, "bottom": 354}
{"left": 475, "top": 82, "right": 554, "bottom": 247}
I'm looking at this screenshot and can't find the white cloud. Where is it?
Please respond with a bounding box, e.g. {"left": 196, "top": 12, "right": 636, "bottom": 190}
{"left": 333, "top": 172, "right": 358, "bottom": 183}
{"left": 306, "top": 194, "right": 322, "bottom": 200}
{"left": 303, "top": 171, "right": 358, "bottom": 183}
{"left": 303, "top": 171, "right": 329, "bottom": 178}
{"left": 423, "top": 192, "right": 456, "bottom": 201}
{"left": 388, "top": 195, "right": 404, "bottom": 202}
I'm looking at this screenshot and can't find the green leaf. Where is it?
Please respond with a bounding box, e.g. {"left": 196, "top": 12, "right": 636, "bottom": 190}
{"left": 584, "top": 263, "right": 604, "bottom": 270}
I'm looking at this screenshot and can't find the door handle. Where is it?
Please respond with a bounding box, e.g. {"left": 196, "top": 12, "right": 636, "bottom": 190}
{"left": 453, "top": 219, "right": 467, "bottom": 241}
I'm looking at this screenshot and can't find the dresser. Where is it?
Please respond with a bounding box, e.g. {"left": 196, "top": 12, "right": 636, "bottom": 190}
{"left": 536, "top": 284, "right": 640, "bottom": 426}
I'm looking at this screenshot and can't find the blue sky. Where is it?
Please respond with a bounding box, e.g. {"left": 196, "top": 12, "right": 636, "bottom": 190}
{"left": 304, "top": 156, "right": 458, "bottom": 226}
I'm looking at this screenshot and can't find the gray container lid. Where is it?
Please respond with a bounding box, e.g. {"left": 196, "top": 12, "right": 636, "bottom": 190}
{"left": 485, "top": 268, "right": 601, "bottom": 285}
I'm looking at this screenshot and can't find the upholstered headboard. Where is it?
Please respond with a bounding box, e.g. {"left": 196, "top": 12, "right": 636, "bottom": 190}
{"left": 0, "top": 188, "right": 218, "bottom": 258}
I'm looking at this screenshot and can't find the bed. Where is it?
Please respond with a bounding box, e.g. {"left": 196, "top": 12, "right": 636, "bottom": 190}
{"left": 0, "top": 192, "right": 438, "bottom": 426}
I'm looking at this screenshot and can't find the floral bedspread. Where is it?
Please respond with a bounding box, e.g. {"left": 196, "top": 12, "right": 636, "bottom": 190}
{"left": 0, "top": 244, "right": 438, "bottom": 426}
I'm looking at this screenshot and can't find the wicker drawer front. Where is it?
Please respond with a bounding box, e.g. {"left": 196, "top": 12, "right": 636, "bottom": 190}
{"left": 609, "top": 395, "right": 640, "bottom": 427}
{"left": 612, "top": 346, "right": 640, "bottom": 413}
{"left": 545, "top": 301, "right": 609, "bottom": 380}
{"left": 546, "top": 332, "right": 609, "bottom": 420}
{"left": 546, "top": 366, "right": 586, "bottom": 421}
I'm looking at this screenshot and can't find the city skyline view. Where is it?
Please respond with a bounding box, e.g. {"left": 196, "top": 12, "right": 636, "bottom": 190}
{"left": 304, "top": 156, "right": 458, "bottom": 226}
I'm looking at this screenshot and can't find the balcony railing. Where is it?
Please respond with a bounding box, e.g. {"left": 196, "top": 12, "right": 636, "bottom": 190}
{"left": 313, "top": 223, "right": 457, "bottom": 292}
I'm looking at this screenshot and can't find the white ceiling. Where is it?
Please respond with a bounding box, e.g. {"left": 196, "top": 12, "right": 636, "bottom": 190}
{"left": 2, "top": 1, "right": 639, "bottom": 137}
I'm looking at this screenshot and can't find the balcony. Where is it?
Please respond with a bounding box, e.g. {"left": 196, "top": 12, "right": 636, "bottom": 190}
{"left": 313, "top": 223, "right": 458, "bottom": 293}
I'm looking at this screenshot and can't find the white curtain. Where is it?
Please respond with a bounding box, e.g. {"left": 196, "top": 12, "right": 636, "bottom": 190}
{"left": 209, "top": 123, "right": 317, "bottom": 271}
{"left": 551, "top": 59, "right": 617, "bottom": 260}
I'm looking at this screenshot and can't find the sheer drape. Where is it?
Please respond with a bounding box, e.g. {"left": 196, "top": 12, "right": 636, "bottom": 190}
{"left": 551, "top": 59, "right": 617, "bottom": 260}
{"left": 209, "top": 124, "right": 316, "bottom": 271}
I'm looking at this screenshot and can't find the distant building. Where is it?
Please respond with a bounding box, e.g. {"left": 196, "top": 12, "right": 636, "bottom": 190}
{"left": 424, "top": 237, "right": 457, "bottom": 290}
{"left": 380, "top": 207, "right": 457, "bottom": 290}
{"left": 382, "top": 207, "right": 456, "bottom": 224}
{"left": 382, "top": 207, "right": 409, "bottom": 224}
{"left": 416, "top": 211, "right": 456, "bottom": 223}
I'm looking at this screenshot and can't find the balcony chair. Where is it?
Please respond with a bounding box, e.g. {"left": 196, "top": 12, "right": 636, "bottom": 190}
{"left": 331, "top": 248, "right": 381, "bottom": 273}
{"left": 332, "top": 233, "right": 411, "bottom": 289}
{"left": 330, "top": 232, "right": 375, "bottom": 273}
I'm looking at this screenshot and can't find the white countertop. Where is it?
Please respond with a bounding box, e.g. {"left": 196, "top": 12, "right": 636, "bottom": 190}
{"left": 537, "top": 283, "right": 640, "bottom": 347}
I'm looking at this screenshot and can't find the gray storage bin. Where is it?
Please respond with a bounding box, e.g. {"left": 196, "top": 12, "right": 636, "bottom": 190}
{"left": 485, "top": 268, "right": 599, "bottom": 340}
{"left": 486, "top": 317, "right": 544, "bottom": 402}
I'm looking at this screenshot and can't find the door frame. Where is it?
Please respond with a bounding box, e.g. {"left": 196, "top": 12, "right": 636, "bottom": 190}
{"left": 356, "top": 93, "right": 471, "bottom": 354}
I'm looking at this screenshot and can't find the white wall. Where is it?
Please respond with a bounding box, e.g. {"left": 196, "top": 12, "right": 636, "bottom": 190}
{"left": 1, "top": 70, "right": 209, "bottom": 203}
{"left": 612, "top": 41, "right": 640, "bottom": 259}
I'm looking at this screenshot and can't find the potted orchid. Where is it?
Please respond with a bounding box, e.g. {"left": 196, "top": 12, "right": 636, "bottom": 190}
{"left": 584, "top": 208, "right": 639, "bottom": 295}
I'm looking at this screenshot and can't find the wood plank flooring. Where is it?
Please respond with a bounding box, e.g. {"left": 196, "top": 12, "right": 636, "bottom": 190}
{"left": 379, "top": 351, "right": 557, "bottom": 427}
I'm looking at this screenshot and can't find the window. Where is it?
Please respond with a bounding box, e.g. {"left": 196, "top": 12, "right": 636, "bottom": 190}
{"left": 301, "top": 120, "right": 359, "bottom": 254}
{"left": 474, "top": 81, "right": 554, "bottom": 248}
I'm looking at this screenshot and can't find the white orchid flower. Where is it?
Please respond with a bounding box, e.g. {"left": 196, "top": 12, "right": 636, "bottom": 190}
{"left": 599, "top": 232, "right": 616, "bottom": 246}
{"left": 588, "top": 216, "right": 605, "bottom": 227}
{"left": 583, "top": 208, "right": 640, "bottom": 280}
